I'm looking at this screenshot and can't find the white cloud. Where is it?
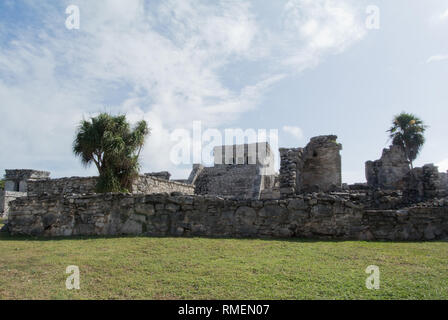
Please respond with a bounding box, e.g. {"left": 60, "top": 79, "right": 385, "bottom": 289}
{"left": 441, "top": 9, "right": 448, "bottom": 20}
{"left": 280, "top": 0, "right": 366, "bottom": 68}
{"left": 0, "top": 0, "right": 366, "bottom": 178}
{"left": 427, "top": 54, "right": 448, "bottom": 63}
{"left": 282, "top": 126, "right": 304, "bottom": 140}
{"left": 437, "top": 159, "right": 448, "bottom": 172}
{"left": 429, "top": 8, "right": 448, "bottom": 24}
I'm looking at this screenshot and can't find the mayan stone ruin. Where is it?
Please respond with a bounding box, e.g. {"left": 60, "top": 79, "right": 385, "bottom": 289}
{"left": 0, "top": 170, "right": 194, "bottom": 218}
{"left": 279, "top": 135, "right": 342, "bottom": 197}
{"left": 2, "top": 134, "right": 448, "bottom": 241}
{"left": 365, "top": 145, "right": 411, "bottom": 190}
{"left": 191, "top": 142, "right": 278, "bottom": 200}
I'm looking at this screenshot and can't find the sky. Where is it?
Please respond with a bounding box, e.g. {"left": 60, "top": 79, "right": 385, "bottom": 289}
{"left": 0, "top": 0, "right": 447, "bottom": 183}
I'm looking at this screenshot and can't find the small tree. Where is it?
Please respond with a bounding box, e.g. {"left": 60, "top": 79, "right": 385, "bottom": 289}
{"left": 73, "top": 113, "right": 150, "bottom": 193}
{"left": 0, "top": 179, "right": 4, "bottom": 190}
{"left": 387, "top": 112, "right": 427, "bottom": 170}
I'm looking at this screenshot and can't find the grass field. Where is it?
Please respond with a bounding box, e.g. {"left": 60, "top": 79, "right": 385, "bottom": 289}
{"left": 0, "top": 219, "right": 447, "bottom": 300}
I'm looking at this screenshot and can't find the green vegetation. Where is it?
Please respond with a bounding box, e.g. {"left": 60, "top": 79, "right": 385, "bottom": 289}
{"left": 0, "top": 231, "right": 447, "bottom": 300}
{"left": 0, "top": 179, "right": 4, "bottom": 190}
{"left": 388, "top": 112, "right": 427, "bottom": 169}
{"left": 73, "top": 113, "right": 150, "bottom": 193}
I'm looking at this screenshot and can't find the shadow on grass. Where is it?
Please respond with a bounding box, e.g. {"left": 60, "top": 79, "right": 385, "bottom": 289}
{"left": 0, "top": 230, "right": 445, "bottom": 244}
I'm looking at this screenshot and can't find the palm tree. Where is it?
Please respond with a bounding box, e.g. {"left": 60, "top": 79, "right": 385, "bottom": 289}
{"left": 387, "top": 112, "right": 427, "bottom": 170}
{"left": 73, "top": 113, "right": 150, "bottom": 192}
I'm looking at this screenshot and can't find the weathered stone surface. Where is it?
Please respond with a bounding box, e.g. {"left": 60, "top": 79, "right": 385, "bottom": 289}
{"left": 27, "top": 177, "right": 98, "bottom": 196}
{"left": 192, "top": 143, "right": 277, "bottom": 199}
{"left": 6, "top": 193, "right": 448, "bottom": 241}
{"left": 279, "top": 135, "right": 342, "bottom": 197}
{"left": 279, "top": 148, "right": 303, "bottom": 197}
{"left": 187, "top": 164, "right": 205, "bottom": 185}
{"left": 440, "top": 171, "right": 448, "bottom": 191}
{"left": 144, "top": 172, "right": 171, "bottom": 181}
{"left": 25, "top": 174, "right": 194, "bottom": 196}
{"left": 366, "top": 145, "right": 410, "bottom": 190}
{"left": 301, "top": 135, "right": 342, "bottom": 193}
{"left": 132, "top": 176, "right": 194, "bottom": 195}
{"left": 0, "top": 190, "right": 27, "bottom": 218}
{"left": 1, "top": 169, "right": 194, "bottom": 215}
{"left": 4, "top": 170, "right": 50, "bottom": 192}
{"left": 403, "top": 164, "right": 448, "bottom": 203}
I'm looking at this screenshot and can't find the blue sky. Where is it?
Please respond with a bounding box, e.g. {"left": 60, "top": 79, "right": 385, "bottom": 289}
{"left": 0, "top": 0, "right": 447, "bottom": 183}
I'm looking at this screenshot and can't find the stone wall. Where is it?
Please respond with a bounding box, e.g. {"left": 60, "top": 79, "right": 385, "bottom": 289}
{"left": 5, "top": 170, "right": 51, "bottom": 182}
{"left": 187, "top": 164, "right": 205, "bottom": 185}
{"left": 27, "top": 177, "right": 98, "bottom": 196}
{"left": 279, "top": 148, "right": 303, "bottom": 197}
{"left": 259, "top": 175, "right": 280, "bottom": 200}
{"left": 366, "top": 145, "right": 410, "bottom": 190}
{"left": 191, "top": 143, "right": 276, "bottom": 200}
{"left": 194, "top": 165, "right": 274, "bottom": 199}
{"left": 403, "top": 164, "right": 448, "bottom": 203}
{"left": 26, "top": 175, "right": 194, "bottom": 196}
{"left": 145, "top": 172, "right": 171, "bottom": 181}
{"left": 1, "top": 171, "right": 194, "bottom": 215}
{"left": 279, "top": 135, "right": 342, "bottom": 197}
{"left": 4, "top": 170, "right": 50, "bottom": 192}
{"left": 440, "top": 171, "right": 448, "bottom": 191}
{"left": 132, "top": 176, "right": 195, "bottom": 195}
{"left": 0, "top": 191, "right": 27, "bottom": 218}
{"left": 301, "top": 135, "right": 342, "bottom": 193}
{"left": 7, "top": 193, "right": 448, "bottom": 241}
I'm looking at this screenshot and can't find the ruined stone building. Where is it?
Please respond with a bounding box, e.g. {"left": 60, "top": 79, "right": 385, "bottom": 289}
{"left": 365, "top": 145, "right": 410, "bottom": 190}
{"left": 4, "top": 169, "right": 50, "bottom": 192}
{"left": 365, "top": 145, "right": 448, "bottom": 203}
{"left": 279, "top": 135, "right": 342, "bottom": 197}
{"left": 3, "top": 133, "right": 448, "bottom": 221}
{"left": 1, "top": 136, "right": 346, "bottom": 216}
{"left": 188, "top": 142, "right": 279, "bottom": 199}
{"left": 0, "top": 169, "right": 194, "bottom": 218}
{"left": 0, "top": 170, "right": 50, "bottom": 218}
{"left": 4, "top": 133, "right": 448, "bottom": 241}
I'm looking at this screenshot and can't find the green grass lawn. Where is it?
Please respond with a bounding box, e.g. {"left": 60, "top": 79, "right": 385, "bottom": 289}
{"left": 0, "top": 219, "right": 447, "bottom": 300}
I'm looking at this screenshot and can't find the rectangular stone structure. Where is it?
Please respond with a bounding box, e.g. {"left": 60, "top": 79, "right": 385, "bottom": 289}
{"left": 279, "top": 135, "right": 342, "bottom": 197}
{"left": 193, "top": 142, "right": 276, "bottom": 199}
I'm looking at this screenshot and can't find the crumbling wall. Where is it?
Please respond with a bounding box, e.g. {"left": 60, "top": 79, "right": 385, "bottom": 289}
{"left": 27, "top": 177, "right": 98, "bottom": 196}
{"left": 145, "top": 172, "right": 171, "bottom": 181}
{"left": 403, "top": 164, "right": 448, "bottom": 202}
{"left": 7, "top": 193, "right": 448, "bottom": 241}
{"left": 366, "top": 145, "right": 410, "bottom": 190}
{"left": 26, "top": 175, "right": 194, "bottom": 196}
{"left": 259, "top": 175, "right": 280, "bottom": 200}
{"left": 0, "top": 191, "right": 4, "bottom": 217}
{"left": 187, "top": 164, "right": 205, "bottom": 185}
{"left": 132, "top": 176, "right": 194, "bottom": 195}
{"left": 301, "top": 135, "right": 342, "bottom": 193}
{"left": 194, "top": 165, "right": 269, "bottom": 199}
{"left": 0, "top": 191, "right": 27, "bottom": 218}
{"left": 279, "top": 135, "right": 342, "bottom": 197}
{"left": 279, "top": 148, "right": 303, "bottom": 197}
{"left": 440, "top": 171, "right": 448, "bottom": 192}
{"left": 4, "top": 170, "right": 50, "bottom": 192}
{"left": 192, "top": 142, "right": 277, "bottom": 199}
